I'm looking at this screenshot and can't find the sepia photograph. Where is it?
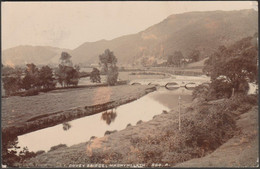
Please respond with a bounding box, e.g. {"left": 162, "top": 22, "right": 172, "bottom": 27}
{"left": 1, "top": 1, "right": 259, "bottom": 168}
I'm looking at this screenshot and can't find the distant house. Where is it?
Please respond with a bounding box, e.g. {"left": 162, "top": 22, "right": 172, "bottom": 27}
{"left": 181, "top": 58, "right": 192, "bottom": 63}
{"left": 180, "top": 58, "right": 192, "bottom": 67}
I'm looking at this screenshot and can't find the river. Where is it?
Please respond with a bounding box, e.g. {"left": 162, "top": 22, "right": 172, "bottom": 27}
{"left": 17, "top": 87, "right": 192, "bottom": 152}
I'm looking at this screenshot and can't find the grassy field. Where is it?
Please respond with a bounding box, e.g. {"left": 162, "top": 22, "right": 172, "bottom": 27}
{"left": 2, "top": 85, "right": 155, "bottom": 136}
{"left": 118, "top": 72, "right": 169, "bottom": 81}
{"left": 186, "top": 58, "right": 208, "bottom": 69}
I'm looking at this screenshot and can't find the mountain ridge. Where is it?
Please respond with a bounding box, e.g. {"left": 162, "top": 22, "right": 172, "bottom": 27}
{"left": 2, "top": 9, "right": 258, "bottom": 67}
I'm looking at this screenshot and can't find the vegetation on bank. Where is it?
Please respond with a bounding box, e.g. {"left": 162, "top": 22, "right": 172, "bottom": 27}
{"left": 140, "top": 49, "right": 201, "bottom": 67}
{"left": 194, "top": 34, "right": 258, "bottom": 100}
{"left": 126, "top": 35, "right": 258, "bottom": 166}
{"left": 123, "top": 95, "right": 257, "bottom": 166}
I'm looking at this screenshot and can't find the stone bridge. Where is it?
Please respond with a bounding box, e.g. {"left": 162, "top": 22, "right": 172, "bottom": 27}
{"left": 130, "top": 76, "right": 210, "bottom": 89}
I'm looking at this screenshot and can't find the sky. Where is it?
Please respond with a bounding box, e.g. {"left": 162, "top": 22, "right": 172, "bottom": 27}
{"left": 2, "top": 1, "right": 258, "bottom": 50}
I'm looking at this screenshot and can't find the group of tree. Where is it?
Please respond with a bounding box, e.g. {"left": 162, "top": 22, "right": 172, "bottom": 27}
{"left": 89, "top": 49, "right": 120, "bottom": 85}
{"left": 200, "top": 34, "right": 258, "bottom": 99}
{"left": 3, "top": 52, "right": 81, "bottom": 96}
{"left": 90, "top": 68, "right": 101, "bottom": 83}
{"left": 166, "top": 49, "right": 200, "bottom": 67}
{"left": 55, "top": 52, "right": 80, "bottom": 87}
{"left": 2, "top": 63, "right": 56, "bottom": 96}
{"left": 167, "top": 51, "right": 184, "bottom": 67}
{"left": 98, "top": 49, "right": 119, "bottom": 85}
{"left": 3, "top": 49, "right": 119, "bottom": 96}
{"left": 140, "top": 57, "right": 158, "bottom": 67}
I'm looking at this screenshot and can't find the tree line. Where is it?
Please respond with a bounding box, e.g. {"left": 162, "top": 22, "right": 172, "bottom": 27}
{"left": 139, "top": 49, "right": 200, "bottom": 67}
{"left": 193, "top": 34, "right": 258, "bottom": 100}
{"left": 166, "top": 49, "right": 200, "bottom": 67}
{"left": 2, "top": 49, "right": 119, "bottom": 96}
{"left": 2, "top": 52, "right": 80, "bottom": 96}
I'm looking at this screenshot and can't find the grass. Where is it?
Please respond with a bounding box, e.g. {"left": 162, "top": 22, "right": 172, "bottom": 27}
{"left": 2, "top": 85, "right": 155, "bottom": 137}
{"left": 118, "top": 72, "right": 168, "bottom": 81}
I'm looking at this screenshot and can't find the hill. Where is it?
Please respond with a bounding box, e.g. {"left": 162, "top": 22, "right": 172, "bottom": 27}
{"left": 71, "top": 9, "right": 257, "bottom": 66}
{"left": 2, "top": 46, "right": 71, "bottom": 67}
{"left": 2, "top": 9, "right": 257, "bottom": 67}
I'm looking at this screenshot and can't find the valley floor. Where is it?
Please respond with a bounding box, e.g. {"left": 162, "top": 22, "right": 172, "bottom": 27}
{"left": 2, "top": 85, "right": 156, "bottom": 137}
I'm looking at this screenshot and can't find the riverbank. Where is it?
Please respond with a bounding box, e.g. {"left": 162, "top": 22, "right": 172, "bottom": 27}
{"left": 175, "top": 106, "right": 258, "bottom": 167}
{"left": 2, "top": 85, "right": 156, "bottom": 138}
{"left": 21, "top": 94, "right": 258, "bottom": 167}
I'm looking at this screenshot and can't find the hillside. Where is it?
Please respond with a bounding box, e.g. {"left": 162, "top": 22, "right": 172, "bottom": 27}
{"left": 2, "top": 9, "right": 257, "bottom": 67}
{"left": 2, "top": 46, "right": 71, "bottom": 67}
{"left": 71, "top": 9, "right": 257, "bottom": 66}
{"left": 186, "top": 58, "right": 208, "bottom": 69}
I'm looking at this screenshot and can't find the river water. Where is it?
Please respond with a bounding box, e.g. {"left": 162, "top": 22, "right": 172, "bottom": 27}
{"left": 17, "top": 87, "right": 192, "bottom": 152}
{"left": 13, "top": 73, "right": 257, "bottom": 153}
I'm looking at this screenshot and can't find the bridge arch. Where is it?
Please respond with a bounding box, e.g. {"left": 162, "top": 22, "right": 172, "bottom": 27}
{"left": 184, "top": 82, "right": 197, "bottom": 90}
{"left": 131, "top": 82, "right": 141, "bottom": 85}
{"left": 165, "top": 82, "right": 180, "bottom": 90}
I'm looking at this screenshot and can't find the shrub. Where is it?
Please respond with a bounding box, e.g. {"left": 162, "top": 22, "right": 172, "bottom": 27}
{"left": 35, "top": 150, "right": 45, "bottom": 156}
{"left": 22, "top": 88, "right": 39, "bottom": 97}
{"left": 48, "top": 144, "right": 67, "bottom": 152}
{"left": 90, "top": 68, "right": 101, "bottom": 83}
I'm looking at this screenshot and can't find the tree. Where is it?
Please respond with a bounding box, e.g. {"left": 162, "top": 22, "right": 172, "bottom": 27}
{"left": 90, "top": 68, "right": 101, "bottom": 83}
{"left": 56, "top": 52, "right": 80, "bottom": 87}
{"left": 60, "top": 52, "right": 73, "bottom": 67}
{"left": 2, "top": 65, "right": 23, "bottom": 96}
{"left": 21, "top": 63, "right": 40, "bottom": 90}
{"left": 189, "top": 50, "right": 200, "bottom": 62}
{"left": 167, "top": 55, "right": 174, "bottom": 66}
{"left": 3, "top": 76, "right": 22, "bottom": 96}
{"left": 203, "top": 36, "right": 258, "bottom": 97}
{"left": 99, "top": 49, "right": 119, "bottom": 85}
{"left": 107, "top": 66, "right": 119, "bottom": 85}
{"left": 172, "top": 51, "right": 184, "bottom": 67}
{"left": 216, "top": 57, "right": 256, "bottom": 94}
{"left": 140, "top": 57, "right": 149, "bottom": 67}
{"left": 65, "top": 67, "right": 79, "bottom": 86}
{"left": 39, "top": 66, "right": 56, "bottom": 89}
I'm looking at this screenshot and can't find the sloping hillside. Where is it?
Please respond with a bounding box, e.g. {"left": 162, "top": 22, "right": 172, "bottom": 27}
{"left": 2, "top": 9, "right": 257, "bottom": 66}
{"left": 186, "top": 58, "right": 208, "bottom": 69}
{"left": 2, "top": 46, "right": 71, "bottom": 66}
{"left": 71, "top": 9, "right": 257, "bottom": 65}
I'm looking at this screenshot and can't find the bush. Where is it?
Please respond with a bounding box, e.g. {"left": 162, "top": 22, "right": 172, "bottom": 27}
{"left": 48, "top": 144, "right": 67, "bottom": 152}
{"left": 22, "top": 88, "right": 39, "bottom": 97}
{"left": 90, "top": 68, "right": 101, "bottom": 83}
{"left": 128, "top": 98, "right": 239, "bottom": 166}
{"left": 192, "top": 83, "right": 210, "bottom": 100}
{"left": 107, "top": 66, "right": 118, "bottom": 86}
{"left": 35, "top": 150, "right": 45, "bottom": 156}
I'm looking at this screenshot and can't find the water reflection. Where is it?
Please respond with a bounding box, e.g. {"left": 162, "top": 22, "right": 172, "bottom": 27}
{"left": 101, "top": 108, "right": 117, "bottom": 125}
{"left": 62, "top": 122, "right": 72, "bottom": 131}
{"left": 17, "top": 88, "right": 190, "bottom": 152}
